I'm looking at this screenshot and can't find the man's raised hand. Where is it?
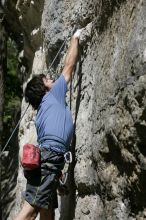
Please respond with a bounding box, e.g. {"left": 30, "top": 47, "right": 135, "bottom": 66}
{"left": 73, "top": 28, "right": 84, "bottom": 39}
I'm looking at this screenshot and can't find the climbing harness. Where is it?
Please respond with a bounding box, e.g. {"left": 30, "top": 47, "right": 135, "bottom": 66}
{"left": 1, "top": 36, "right": 68, "bottom": 157}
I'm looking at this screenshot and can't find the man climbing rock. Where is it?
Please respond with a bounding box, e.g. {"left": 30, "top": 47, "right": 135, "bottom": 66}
{"left": 15, "top": 29, "right": 82, "bottom": 220}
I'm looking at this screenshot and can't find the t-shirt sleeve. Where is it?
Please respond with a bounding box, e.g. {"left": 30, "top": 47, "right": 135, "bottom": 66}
{"left": 50, "top": 74, "right": 68, "bottom": 105}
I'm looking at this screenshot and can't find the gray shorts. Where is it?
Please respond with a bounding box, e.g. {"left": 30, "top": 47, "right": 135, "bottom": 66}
{"left": 23, "top": 147, "right": 65, "bottom": 209}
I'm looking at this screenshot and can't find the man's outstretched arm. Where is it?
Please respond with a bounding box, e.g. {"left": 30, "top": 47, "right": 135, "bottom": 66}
{"left": 63, "top": 30, "right": 82, "bottom": 83}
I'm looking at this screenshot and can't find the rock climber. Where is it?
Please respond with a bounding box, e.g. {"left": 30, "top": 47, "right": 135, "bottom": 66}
{"left": 15, "top": 29, "right": 82, "bottom": 220}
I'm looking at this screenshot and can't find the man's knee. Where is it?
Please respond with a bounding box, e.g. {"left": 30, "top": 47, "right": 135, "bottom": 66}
{"left": 14, "top": 201, "right": 38, "bottom": 220}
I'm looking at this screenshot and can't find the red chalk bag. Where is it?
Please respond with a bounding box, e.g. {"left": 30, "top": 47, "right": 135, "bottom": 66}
{"left": 21, "top": 143, "right": 40, "bottom": 169}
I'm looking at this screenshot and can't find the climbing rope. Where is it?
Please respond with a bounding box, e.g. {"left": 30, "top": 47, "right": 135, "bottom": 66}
{"left": 1, "top": 104, "right": 30, "bottom": 156}
{"left": 45, "top": 39, "right": 67, "bottom": 76}
{"left": 1, "top": 37, "right": 68, "bottom": 156}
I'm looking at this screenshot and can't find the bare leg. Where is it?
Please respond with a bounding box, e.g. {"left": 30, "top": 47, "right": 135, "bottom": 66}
{"left": 14, "top": 201, "right": 38, "bottom": 220}
{"left": 40, "top": 208, "right": 55, "bottom": 220}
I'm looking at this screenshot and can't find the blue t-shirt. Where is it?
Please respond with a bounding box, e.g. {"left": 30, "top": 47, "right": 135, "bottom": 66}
{"left": 35, "top": 74, "right": 73, "bottom": 153}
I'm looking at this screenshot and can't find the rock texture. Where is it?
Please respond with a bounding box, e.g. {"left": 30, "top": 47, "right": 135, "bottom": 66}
{"left": 2, "top": 0, "right": 146, "bottom": 219}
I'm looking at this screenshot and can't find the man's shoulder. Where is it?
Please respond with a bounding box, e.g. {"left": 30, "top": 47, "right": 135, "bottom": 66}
{"left": 52, "top": 74, "right": 67, "bottom": 87}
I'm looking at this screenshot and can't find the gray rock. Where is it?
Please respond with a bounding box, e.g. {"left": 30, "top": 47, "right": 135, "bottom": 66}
{"left": 2, "top": 0, "right": 146, "bottom": 219}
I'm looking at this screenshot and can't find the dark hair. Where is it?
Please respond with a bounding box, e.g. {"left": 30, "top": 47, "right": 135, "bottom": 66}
{"left": 25, "top": 74, "right": 47, "bottom": 109}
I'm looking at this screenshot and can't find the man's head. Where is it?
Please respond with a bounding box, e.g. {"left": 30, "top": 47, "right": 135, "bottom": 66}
{"left": 25, "top": 74, "right": 54, "bottom": 109}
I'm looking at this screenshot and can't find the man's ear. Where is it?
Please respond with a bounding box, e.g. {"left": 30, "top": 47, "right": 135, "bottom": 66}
{"left": 42, "top": 77, "right": 47, "bottom": 87}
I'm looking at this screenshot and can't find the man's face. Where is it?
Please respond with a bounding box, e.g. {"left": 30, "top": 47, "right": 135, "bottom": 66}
{"left": 43, "top": 77, "right": 54, "bottom": 90}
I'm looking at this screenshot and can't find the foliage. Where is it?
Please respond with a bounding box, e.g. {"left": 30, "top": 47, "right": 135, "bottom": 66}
{"left": 3, "top": 38, "right": 22, "bottom": 141}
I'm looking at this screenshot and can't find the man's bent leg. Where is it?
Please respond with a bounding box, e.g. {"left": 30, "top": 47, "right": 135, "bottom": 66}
{"left": 14, "top": 200, "right": 38, "bottom": 220}
{"left": 40, "top": 208, "right": 55, "bottom": 220}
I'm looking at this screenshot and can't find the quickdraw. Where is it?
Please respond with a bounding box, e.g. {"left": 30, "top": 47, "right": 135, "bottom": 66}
{"left": 59, "top": 151, "right": 72, "bottom": 186}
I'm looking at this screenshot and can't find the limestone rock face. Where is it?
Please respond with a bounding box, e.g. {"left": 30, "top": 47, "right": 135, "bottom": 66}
{"left": 3, "top": 0, "right": 146, "bottom": 219}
